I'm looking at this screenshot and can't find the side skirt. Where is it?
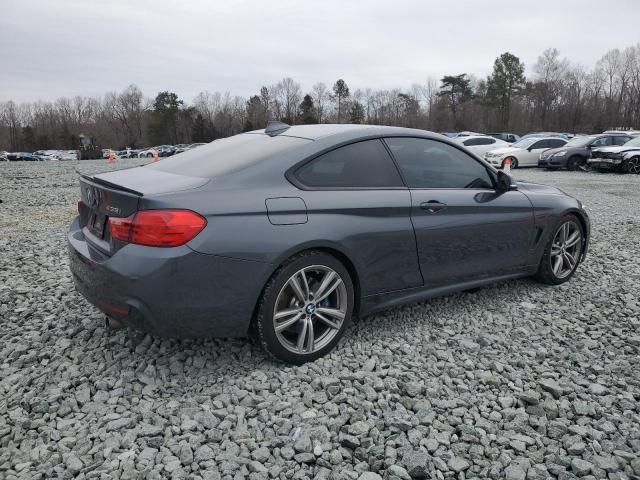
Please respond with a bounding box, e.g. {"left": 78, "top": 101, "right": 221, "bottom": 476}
{"left": 359, "top": 268, "right": 537, "bottom": 317}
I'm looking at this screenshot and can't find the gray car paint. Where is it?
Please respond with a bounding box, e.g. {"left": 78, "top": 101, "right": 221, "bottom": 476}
{"left": 68, "top": 125, "right": 590, "bottom": 338}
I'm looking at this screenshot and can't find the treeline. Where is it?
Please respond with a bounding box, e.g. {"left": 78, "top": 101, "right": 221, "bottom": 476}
{"left": 1, "top": 44, "right": 640, "bottom": 151}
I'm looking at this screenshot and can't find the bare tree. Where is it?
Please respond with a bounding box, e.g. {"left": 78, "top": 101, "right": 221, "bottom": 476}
{"left": 311, "top": 82, "right": 329, "bottom": 123}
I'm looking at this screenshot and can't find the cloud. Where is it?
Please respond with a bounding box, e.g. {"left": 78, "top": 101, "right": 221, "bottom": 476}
{"left": 1, "top": 0, "right": 639, "bottom": 102}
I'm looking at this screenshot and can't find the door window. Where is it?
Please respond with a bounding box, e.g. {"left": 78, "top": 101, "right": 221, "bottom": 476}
{"left": 384, "top": 137, "right": 494, "bottom": 189}
{"left": 464, "top": 137, "right": 494, "bottom": 146}
{"left": 591, "top": 137, "right": 612, "bottom": 147}
{"left": 547, "top": 139, "right": 567, "bottom": 148}
{"left": 612, "top": 136, "right": 631, "bottom": 146}
{"left": 530, "top": 140, "right": 548, "bottom": 149}
{"left": 295, "top": 139, "right": 404, "bottom": 188}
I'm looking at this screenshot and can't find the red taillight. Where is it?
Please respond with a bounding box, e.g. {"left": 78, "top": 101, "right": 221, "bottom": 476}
{"left": 109, "top": 209, "right": 207, "bottom": 247}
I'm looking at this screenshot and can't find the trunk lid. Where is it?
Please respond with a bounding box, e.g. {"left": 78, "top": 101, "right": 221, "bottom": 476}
{"left": 77, "top": 167, "right": 209, "bottom": 255}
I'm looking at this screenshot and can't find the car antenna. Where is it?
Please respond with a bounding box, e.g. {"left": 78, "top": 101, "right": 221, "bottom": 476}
{"left": 265, "top": 120, "right": 290, "bottom": 136}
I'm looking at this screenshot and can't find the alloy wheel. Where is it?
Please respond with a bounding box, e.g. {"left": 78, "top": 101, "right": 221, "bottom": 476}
{"left": 273, "top": 265, "right": 347, "bottom": 355}
{"left": 626, "top": 157, "right": 640, "bottom": 174}
{"left": 550, "top": 221, "right": 583, "bottom": 279}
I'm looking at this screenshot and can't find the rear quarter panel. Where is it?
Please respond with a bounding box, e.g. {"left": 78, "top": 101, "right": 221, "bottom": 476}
{"left": 150, "top": 183, "right": 422, "bottom": 297}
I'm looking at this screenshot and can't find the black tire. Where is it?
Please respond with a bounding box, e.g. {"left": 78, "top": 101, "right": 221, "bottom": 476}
{"left": 502, "top": 156, "right": 518, "bottom": 169}
{"left": 255, "top": 250, "right": 354, "bottom": 364}
{"left": 534, "top": 215, "right": 584, "bottom": 285}
{"left": 623, "top": 156, "right": 640, "bottom": 174}
{"left": 146, "top": 153, "right": 153, "bottom": 158}
{"left": 566, "top": 156, "right": 583, "bottom": 171}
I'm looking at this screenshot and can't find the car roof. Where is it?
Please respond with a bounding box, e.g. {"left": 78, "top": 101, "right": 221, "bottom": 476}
{"left": 248, "top": 124, "right": 444, "bottom": 142}
{"left": 458, "top": 134, "right": 498, "bottom": 140}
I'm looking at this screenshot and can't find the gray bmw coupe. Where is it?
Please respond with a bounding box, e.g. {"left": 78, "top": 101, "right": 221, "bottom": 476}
{"left": 69, "top": 123, "right": 590, "bottom": 364}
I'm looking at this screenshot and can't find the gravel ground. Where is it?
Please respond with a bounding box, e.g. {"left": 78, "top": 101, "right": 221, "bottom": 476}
{"left": 1, "top": 159, "right": 639, "bottom": 480}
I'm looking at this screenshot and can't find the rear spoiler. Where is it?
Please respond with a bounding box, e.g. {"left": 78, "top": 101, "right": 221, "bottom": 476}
{"left": 79, "top": 173, "right": 144, "bottom": 197}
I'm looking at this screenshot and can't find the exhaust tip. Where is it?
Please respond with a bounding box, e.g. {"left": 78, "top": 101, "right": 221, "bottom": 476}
{"left": 105, "top": 316, "right": 124, "bottom": 330}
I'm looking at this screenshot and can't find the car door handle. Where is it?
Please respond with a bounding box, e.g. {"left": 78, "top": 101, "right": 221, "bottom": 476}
{"left": 420, "top": 201, "right": 447, "bottom": 213}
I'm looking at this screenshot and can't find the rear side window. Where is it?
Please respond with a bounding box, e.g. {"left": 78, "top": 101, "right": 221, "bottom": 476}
{"left": 295, "top": 139, "right": 403, "bottom": 188}
{"left": 591, "top": 137, "right": 611, "bottom": 147}
{"left": 146, "top": 133, "right": 310, "bottom": 177}
{"left": 531, "top": 140, "right": 548, "bottom": 149}
{"left": 385, "top": 137, "right": 494, "bottom": 189}
{"left": 464, "top": 138, "right": 494, "bottom": 146}
{"left": 548, "top": 139, "right": 567, "bottom": 148}
{"left": 613, "top": 136, "right": 630, "bottom": 146}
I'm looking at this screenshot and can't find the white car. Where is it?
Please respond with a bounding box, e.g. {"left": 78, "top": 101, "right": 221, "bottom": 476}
{"left": 484, "top": 137, "right": 568, "bottom": 169}
{"left": 455, "top": 135, "right": 510, "bottom": 157}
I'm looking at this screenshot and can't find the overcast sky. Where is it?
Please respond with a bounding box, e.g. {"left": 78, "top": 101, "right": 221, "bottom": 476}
{"left": 2, "top": 0, "right": 640, "bottom": 103}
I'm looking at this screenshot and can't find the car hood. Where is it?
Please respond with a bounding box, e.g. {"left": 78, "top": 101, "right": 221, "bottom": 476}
{"left": 593, "top": 145, "right": 640, "bottom": 154}
{"left": 488, "top": 146, "right": 522, "bottom": 155}
{"left": 515, "top": 180, "right": 564, "bottom": 196}
{"left": 542, "top": 146, "right": 581, "bottom": 156}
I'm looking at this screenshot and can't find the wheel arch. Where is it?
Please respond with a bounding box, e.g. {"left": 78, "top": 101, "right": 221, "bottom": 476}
{"left": 563, "top": 208, "right": 590, "bottom": 261}
{"left": 248, "top": 242, "right": 363, "bottom": 333}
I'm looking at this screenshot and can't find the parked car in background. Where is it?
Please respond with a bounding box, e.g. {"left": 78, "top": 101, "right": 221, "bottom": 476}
{"left": 539, "top": 133, "right": 633, "bottom": 170}
{"left": 485, "top": 137, "right": 568, "bottom": 168}
{"left": 159, "top": 147, "right": 177, "bottom": 157}
{"left": 59, "top": 150, "right": 78, "bottom": 161}
{"left": 588, "top": 136, "right": 640, "bottom": 174}
{"left": 520, "top": 132, "right": 569, "bottom": 141}
{"left": 455, "top": 135, "right": 510, "bottom": 157}
{"left": 7, "top": 152, "right": 42, "bottom": 161}
{"left": 602, "top": 130, "right": 640, "bottom": 136}
{"left": 0, "top": 151, "right": 9, "bottom": 161}
{"left": 69, "top": 123, "right": 590, "bottom": 364}
{"left": 452, "top": 131, "right": 481, "bottom": 138}
{"left": 171, "top": 144, "right": 192, "bottom": 155}
{"left": 487, "top": 132, "right": 520, "bottom": 144}
{"left": 33, "top": 150, "right": 61, "bottom": 160}
{"left": 116, "top": 149, "right": 140, "bottom": 159}
{"left": 138, "top": 146, "right": 170, "bottom": 158}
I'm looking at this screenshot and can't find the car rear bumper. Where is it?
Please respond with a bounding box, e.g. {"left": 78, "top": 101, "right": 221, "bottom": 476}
{"left": 68, "top": 216, "right": 270, "bottom": 338}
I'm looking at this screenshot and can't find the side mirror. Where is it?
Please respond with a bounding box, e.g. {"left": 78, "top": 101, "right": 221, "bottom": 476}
{"left": 496, "top": 170, "right": 515, "bottom": 193}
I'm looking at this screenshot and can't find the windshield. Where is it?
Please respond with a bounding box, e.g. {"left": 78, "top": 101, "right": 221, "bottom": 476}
{"left": 512, "top": 138, "right": 538, "bottom": 149}
{"left": 625, "top": 136, "right": 640, "bottom": 147}
{"left": 565, "top": 136, "right": 595, "bottom": 147}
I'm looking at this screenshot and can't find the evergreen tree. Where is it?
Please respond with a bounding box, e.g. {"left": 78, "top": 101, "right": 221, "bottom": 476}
{"left": 332, "top": 79, "right": 350, "bottom": 123}
{"left": 438, "top": 74, "right": 473, "bottom": 129}
{"left": 22, "top": 126, "right": 36, "bottom": 151}
{"left": 349, "top": 101, "right": 365, "bottom": 124}
{"left": 298, "top": 94, "right": 318, "bottom": 124}
{"left": 486, "top": 52, "right": 525, "bottom": 129}
{"left": 245, "top": 95, "right": 267, "bottom": 131}
{"left": 192, "top": 113, "right": 212, "bottom": 142}
{"left": 148, "top": 91, "right": 183, "bottom": 145}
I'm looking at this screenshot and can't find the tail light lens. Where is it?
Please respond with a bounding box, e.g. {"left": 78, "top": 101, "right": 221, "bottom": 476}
{"left": 109, "top": 209, "right": 207, "bottom": 247}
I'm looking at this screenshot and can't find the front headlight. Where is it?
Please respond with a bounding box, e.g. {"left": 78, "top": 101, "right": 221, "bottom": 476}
{"left": 554, "top": 151, "right": 567, "bottom": 157}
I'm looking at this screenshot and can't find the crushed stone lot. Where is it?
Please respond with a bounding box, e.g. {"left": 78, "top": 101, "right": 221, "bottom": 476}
{"left": 1, "top": 159, "right": 640, "bottom": 480}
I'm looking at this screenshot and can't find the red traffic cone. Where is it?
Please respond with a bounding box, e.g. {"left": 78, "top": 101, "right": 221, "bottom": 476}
{"left": 503, "top": 157, "right": 511, "bottom": 173}
{"left": 108, "top": 150, "right": 116, "bottom": 163}
{"left": 153, "top": 148, "right": 159, "bottom": 162}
